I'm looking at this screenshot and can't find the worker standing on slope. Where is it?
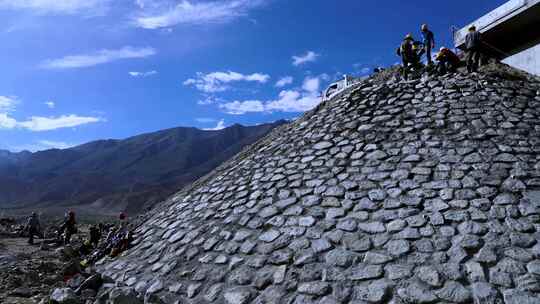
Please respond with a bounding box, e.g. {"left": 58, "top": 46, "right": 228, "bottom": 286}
{"left": 465, "top": 25, "right": 483, "bottom": 73}
{"left": 435, "top": 47, "right": 461, "bottom": 75}
{"left": 59, "top": 210, "right": 77, "bottom": 244}
{"left": 89, "top": 224, "right": 101, "bottom": 247}
{"left": 421, "top": 24, "right": 435, "bottom": 65}
{"left": 25, "top": 212, "right": 42, "bottom": 245}
{"left": 118, "top": 212, "right": 128, "bottom": 232}
{"left": 397, "top": 34, "right": 421, "bottom": 80}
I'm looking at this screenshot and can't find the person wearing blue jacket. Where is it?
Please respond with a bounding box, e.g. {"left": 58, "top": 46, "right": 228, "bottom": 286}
{"left": 421, "top": 24, "right": 435, "bottom": 65}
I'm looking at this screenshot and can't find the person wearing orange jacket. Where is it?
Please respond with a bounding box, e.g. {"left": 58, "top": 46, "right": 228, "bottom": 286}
{"left": 435, "top": 47, "right": 461, "bottom": 75}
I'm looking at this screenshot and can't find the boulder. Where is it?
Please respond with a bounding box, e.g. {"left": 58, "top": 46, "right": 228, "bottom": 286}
{"left": 56, "top": 246, "right": 77, "bottom": 260}
{"left": 67, "top": 274, "right": 85, "bottom": 289}
{"left": 75, "top": 274, "right": 103, "bottom": 293}
{"left": 8, "top": 287, "right": 33, "bottom": 297}
{"left": 108, "top": 287, "right": 142, "bottom": 304}
{"left": 61, "top": 261, "right": 82, "bottom": 278}
{"left": 50, "top": 288, "right": 80, "bottom": 304}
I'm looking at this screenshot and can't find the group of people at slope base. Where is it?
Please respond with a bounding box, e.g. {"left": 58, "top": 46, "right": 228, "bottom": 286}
{"left": 397, "top": 24, "right": 483, "bottom": 80}
{"left": 24, "top": 210, "right": 78, "bottom": 245}
{"left": 22, "top": 210, "right": 134, "bottom": 268}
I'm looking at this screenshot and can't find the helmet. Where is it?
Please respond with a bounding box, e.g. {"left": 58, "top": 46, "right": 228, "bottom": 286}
{"left": 440, "top": 47, "right": 447, "bottom": 52}
{"left": 469, "top": 25, "right": 476, "bottom": 31}
{"left": 421, "top": 24, "right": 428, "bottom": 31}
{"left": 404, "top": 33, "right": 413, "bottom": 40}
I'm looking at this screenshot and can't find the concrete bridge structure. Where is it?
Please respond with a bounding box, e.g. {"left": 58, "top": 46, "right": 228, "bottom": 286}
{"left": 454, "top": 0, "right": 540, "bottom": 75}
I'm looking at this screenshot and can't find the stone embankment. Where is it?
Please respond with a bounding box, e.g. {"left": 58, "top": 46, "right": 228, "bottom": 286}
{"left": 93, "top": 64, "right": 540, "bottom": 304}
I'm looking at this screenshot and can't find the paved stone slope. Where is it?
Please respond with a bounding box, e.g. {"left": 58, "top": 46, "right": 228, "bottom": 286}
{"left": 101, "top": 66, "right": 540, "bottom": 304}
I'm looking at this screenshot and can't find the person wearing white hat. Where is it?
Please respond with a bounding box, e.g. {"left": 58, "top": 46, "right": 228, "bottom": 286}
{"left": 435, "top": 47, "right": 461, "bottom": 75}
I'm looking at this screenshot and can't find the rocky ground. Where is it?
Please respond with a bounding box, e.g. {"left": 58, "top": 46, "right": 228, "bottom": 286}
{"left": 0, "top": 237, "right": 62, "bottom": 303}
{"left": 0, "top": 216, "right": 120, "bottom": 304}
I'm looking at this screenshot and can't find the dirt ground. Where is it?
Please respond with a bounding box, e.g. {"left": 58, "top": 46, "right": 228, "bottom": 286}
{"left": 0, "top": 236, "right": 65, "bottom": 304}
{"left": 0, "top": 217, "right": 114, "bottom": 304}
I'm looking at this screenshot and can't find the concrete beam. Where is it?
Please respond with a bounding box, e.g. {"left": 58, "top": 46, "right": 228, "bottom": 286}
{"left": 503, "top": 43, "right": 540, "bottom": 75}
{"left": 454, "top": 0, "right": 540, "bottom": 59}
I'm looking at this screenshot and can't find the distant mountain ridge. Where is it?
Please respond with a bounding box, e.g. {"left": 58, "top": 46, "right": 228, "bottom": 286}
{"left": 0, "top": 120, "right": 287, "bottom": 213}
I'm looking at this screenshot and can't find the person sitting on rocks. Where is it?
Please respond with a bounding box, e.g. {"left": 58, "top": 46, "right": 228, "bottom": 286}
{"left": 105, "top": 226, "right": 117, "bottom": 244}
{"left": 85, "top": 226, "right": 134, "bottom": 264}
{"left": 110, "top": 229, "right": 134, "bottom": 257}
{"left": 78, "top": 240, "right": 93, "bottom": 256}
{"left": 435, "top": 47, "right": 461, "bottom": 75}
{"left": 25, "top": 212, "right": 43, "bottom": 245}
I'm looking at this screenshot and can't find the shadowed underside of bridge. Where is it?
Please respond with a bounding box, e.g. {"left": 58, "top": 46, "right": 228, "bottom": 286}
{"left": 455, "top": 0, "right": 540, "bottom": 75}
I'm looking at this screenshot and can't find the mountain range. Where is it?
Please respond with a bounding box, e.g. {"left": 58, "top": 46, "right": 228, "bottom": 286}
{"left": 0, "top": 120, "right": 286, "bottom": 214}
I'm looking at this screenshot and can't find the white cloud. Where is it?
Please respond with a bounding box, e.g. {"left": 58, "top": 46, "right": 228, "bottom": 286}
{"left": 203, "top": 119, "right": 226, "bottom": 130}
{"left": 184, "top": 71, "right": 270, "bottom": 93}
{"left": 275, "top": 76, "right": 293, "bottom": 88}
{"left": 0, "top": 95, "right": 102, "bottom": 132}
{"left": 220, "top": 74, "right": 329, "bottom": 115}
{"left": 129, "top": 70, "right": 158, "bottom": 77}
{"left": 0, "top": 113, "right": 18, "bottom": 129}
{"left": 197, "top": 96, "right": 224, "bottom": 105}
{"left": 134, "top": 0, "right": 148, "bottom": 9}
{"left": 44, "top": 101, "right": 55, "bottom": 108}
{"left": 134, "top": 0, "right": 266, "bottom": 29}
{"left": 302, "top": 76, "right": 321, "bottom": 93}
{"left": 220, "top": 100, "right": 265, "bottom": 115}
{"left": 195, "top": 117, "right": 216, "bottom": 123}
{"left": 0, "top": 96, "right": 18, "bottom": 112}
{"left": 9, "top": 140, "right": 77, "bottom": 152}
{"left": 17, "top": 115, "right": 103, "bottom": 131}
{"left": 292, "top": 51, "right": 319, "bottom": 66}
{"left": 266, "top": 90, "right": 319, "bottom": 112}
{"left": 0, "top": 0, "right": 111, "bottom": 15}
{"left": 0, "top": 96, "right": 19, "bottom": 129}
{"left": 40, "top": 46, "right": 156, "bottom": 69}
{"left": 37, "top": 140, "right": 76, "bottom": 149}
{"left": 0, "top": 113, "right": 103, "bottom": 131}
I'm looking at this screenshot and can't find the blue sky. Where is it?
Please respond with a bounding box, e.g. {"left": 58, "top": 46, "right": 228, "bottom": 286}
{"left": 0, "top": 0, "right": 507, "bottom": 152}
